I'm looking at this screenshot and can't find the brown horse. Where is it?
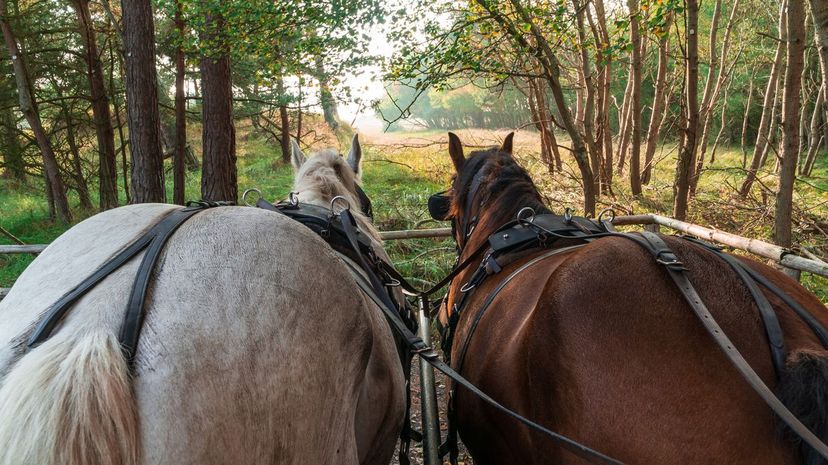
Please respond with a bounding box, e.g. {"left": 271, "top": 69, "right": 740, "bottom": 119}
{"left": 436, "top": 132, "right": 828, "bottom": 465}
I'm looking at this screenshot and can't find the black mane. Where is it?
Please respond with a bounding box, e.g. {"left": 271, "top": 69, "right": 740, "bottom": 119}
{"left": 452, "top": 148, "right": 551, "bottom": 237}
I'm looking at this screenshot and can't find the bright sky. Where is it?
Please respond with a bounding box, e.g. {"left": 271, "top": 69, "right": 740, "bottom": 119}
{"left": 337, "top": 16, "right": 399, "bottom": 133}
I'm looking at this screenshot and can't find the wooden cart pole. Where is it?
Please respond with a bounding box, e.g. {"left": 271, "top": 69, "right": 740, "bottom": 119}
{"left": 417, "top": 295, "right": 442, "bottom": 465}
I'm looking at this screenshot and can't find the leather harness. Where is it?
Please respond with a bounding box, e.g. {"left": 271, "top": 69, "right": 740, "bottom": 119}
{"left": 436, "top": 207, "right": 828, "bottom": 464}
{"left": 20, "top": 192, "right": 828, "bottom": 465}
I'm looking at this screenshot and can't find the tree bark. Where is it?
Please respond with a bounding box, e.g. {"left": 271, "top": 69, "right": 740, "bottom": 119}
{"left": 173, "top": 0, "right": 186, "bottom": 205}
{"left": 315, "top": 55, "right": 339, "bottom": 131}
{"left": 0, "top": 0, "right": 72, "bottom": 222}
{"left": 594, "top": 0, "right": 613, "bottom": 187}
{"left": 63, "top": 109, "right": 94, "bottom": 210}
{"left": 574, "top": 0, "right": 601, "bottom": 195}
{"left": 741, "top": 67, "right": 756, "bottom": 168}
{"left": 741, "top": 0, "right": 787, "bottom": 196}
{"left": 810, "top": 0, "right": 828, "bottom": 171}
{"left": 693, "top": 0, "right": 741, "bottom": 192}
{"left": 276, "top": 75, "right": 290, "bottom": 165}
{"left": 71, "top": 0, "right": 118, "bottom": 210}
{"left": 122, "top": 0, "right": 164, "bottom": 203}
{"left": 1, "top": 109, "right": 24, "bottom": 180}
{"left": 628, "top": 0, "right": 643, "bottom": 195}
{"left": 110, "top": 39, "right": 129, "bottom": 203}
{"left": 774, "top": 0, "right": 805, "bottom": 248}
{"left": 642, "top": 13, "right": 673, "bottom": 185}
{"left": 200, "top": 11, "right": 236, "bottom": 202}
{"left": 673, "top": 0, "right": 700, "bottom": 220}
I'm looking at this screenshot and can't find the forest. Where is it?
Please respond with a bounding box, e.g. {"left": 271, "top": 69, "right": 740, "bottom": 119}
{"left": 0, "top": 0, "right": 826, "bottom": 294}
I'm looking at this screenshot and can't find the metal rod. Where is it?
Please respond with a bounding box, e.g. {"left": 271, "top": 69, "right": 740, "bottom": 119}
{"left": 417, "top": 295, "right": 441, "bottom": 465}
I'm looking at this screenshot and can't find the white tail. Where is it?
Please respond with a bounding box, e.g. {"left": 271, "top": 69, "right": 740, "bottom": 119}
{"left": 0, "top": 331, "right": 139, "bottom": 465}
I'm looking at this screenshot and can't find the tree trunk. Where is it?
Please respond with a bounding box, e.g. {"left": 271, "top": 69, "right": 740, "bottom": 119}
{"left": 523, "top": 77, "right": 554, "bottom": 172}
{"left": 108, "top": 30, "right": 129, "bottom": 203}
{"left": 63, "top": 111, "right": 94, "bottom": 210}
{"left": 200, "top": 11, "right": 236, "bottom": 203}
{"left": 315, "top": 55, "right": 339, "bottom": 131}
{"left": 642, "top": 13, "right": 673, "bottom": 185}
{"left": 575, "top": 0, "right": 601, "bottom": 195}
{"left": 122, "top": 0, "right": 164, "bottom": 203}
{"left": 616, "top": 70, "right": 634, "bottom": 174}
{"left": 71, "top": 0, "right": 118, "bottom": 210}
{"left": 741, "top": 0, "right": 787, "bottom": 196}
{"left": 594, "top": 0, "right": 613, "bottom": 187}
{"left": 810, "top": 0, "right": 828, "bottom": 169}
{"left": 775, "top": 0, "right": 806, "bottom": 248}
{"left": 691, "top": 0, "right": 723, "bottom": 191}
{"left": 803, "top": 87, "right": 824, "bottom": 174}
{"left": 1, "top": 109, "right": 24, "bottom": 180}
{"left": 673, "top": 0, "right": 700, "bottom": 220}
{"left": 628, "top": 0, "right": 643, "bottom": 195}
{"left": 173, "top": 0, "right": 186, "bottom": 205}
{"left": 0, "top": 0, "right": 72, "bottom": 222}
{"left": 531, "top": 78, "right": 562, "bottom": 171}
{"left": 741, "top": 67, "right": 756, "bottom": 168}
{"left": 276, "top": 75, "right": 290, "bottom": 164}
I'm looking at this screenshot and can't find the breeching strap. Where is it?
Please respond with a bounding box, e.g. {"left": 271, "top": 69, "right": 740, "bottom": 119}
{"left": 626, "top": 231, "right": 828, "bottom": 461}
{"left": 27, "top": 202, "right": 221, "bottom": 369}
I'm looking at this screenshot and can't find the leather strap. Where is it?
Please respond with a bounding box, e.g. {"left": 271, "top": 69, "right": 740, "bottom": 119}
{"left": 119, "top": 207, "right": 207, "bottom": 367}
{"left": 631, "top": 231, "right": 828, "bottom": 461}
{"left": 682, "top": 236, "right": 828, "bottom": 348}
{"left": 28, "top": 206, "right": 208, "bottom": 354}
{"left": 336, "top": 209, "right": 626, "bottom": 465}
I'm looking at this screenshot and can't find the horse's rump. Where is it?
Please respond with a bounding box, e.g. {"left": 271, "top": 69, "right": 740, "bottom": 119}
{"left": 453, "top": 235, "right": 826, "bottom": 464}
{"left": 0, "top": 204, "right": 405, "bottom": 465}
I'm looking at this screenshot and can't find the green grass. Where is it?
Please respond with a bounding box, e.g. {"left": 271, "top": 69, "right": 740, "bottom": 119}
{"left": 1, "top": 129, "right": 826, "bottom": 304}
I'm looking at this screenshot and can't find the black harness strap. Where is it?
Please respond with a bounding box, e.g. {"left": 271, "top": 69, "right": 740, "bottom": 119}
{"left": 27, "top": 204, "right": 213, "bottom": 362}
{"left": 119, "top": 207, "right": 209, "bottom": 366}
{"left": 627, "top": 231, "right": 828, "bottom": 461}
{"left": 334, "top": 209, "right": 626, "bottom": 465}
{"left": 681, "top": 236, "right": 828, "bottom": 348}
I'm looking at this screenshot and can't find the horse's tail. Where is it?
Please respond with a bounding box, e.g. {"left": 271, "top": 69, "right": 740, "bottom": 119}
{"left": 778, "top": 349, "right": 828, "bottom": 465}
{"left": 0, "top": 330, "right": 139, "bottom": 465}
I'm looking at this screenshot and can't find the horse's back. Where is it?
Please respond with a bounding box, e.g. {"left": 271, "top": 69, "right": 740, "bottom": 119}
{"left": 0, "top": 204, "right": 403, "bottom": 465}
{"left": 456, "top": 236, "right": 816, "bottom": 464}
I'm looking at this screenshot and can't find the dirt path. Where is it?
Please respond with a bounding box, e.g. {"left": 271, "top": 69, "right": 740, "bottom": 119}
{"left": 392, "top": 357, "right": 472, "bottom": 465}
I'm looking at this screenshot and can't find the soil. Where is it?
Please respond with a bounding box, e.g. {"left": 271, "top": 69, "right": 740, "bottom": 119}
{"left": 391, "top": 356, "right": 473, "bottom": 465}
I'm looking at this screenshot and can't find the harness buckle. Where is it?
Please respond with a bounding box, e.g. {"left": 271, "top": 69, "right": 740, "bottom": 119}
{"left": 655, "top": 252, "right": 687, "bottom": 271}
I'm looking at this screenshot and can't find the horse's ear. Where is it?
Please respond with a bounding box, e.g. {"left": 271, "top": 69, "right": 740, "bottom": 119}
{"left": 448, "top": 132, "right": 465, "bottom": 172}
{"left": 291, "top": 138, "right": 306, "bottom": 172}
{"left": 500, "top": 132, "right": 514, "bottom": 155}
{"left": 347, "top": 133, "right": 362, "bottom": 175}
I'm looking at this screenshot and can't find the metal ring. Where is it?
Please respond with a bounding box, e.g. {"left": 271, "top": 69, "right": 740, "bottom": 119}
{"left": 289, "top": 191, "right": 299, "bottom": 206}
{"left": 330, "top": 195, "right": 351, "bottom": 213}
{"left": 460, "top": 281, "right": 476, "bottom": 293}
{"left": 564, "top": 207, "right": 573, "bottom": 223}
{"left": 516, "top": 206, "right": 536, "bottom": 223}
{"left": 598, "top": 208, "right": 616, "bottom": 223}
{"left": 242, "top": 188, "right": 263, "bottom": 207}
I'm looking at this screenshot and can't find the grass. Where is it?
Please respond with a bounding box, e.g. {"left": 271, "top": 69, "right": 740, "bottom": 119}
{"left": 1, "top": 127, "right": 826, "bottom": 304}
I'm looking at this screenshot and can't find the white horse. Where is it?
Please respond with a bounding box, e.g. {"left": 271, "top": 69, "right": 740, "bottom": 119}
{"left": 0, "top": 134, "right": 405, "bottom": 465}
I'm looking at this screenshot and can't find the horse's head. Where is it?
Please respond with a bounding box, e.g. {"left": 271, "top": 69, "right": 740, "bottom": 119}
{"left": 291, "top": 134, "right": 379, "bottom": 241}
{"left": 430, "top": 132, "right": 548, "bottom": 253}
{"left": 431, "top": 132, "right": 549, "bottom": 326}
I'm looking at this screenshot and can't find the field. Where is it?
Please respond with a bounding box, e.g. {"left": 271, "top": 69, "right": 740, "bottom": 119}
{"left": 1, "top": 127, "right": 826, "bottom": 304}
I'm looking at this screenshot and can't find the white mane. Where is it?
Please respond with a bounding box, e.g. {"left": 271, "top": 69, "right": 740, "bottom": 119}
{"left": 292, "top": 148, "right": 381, "bottom": 243}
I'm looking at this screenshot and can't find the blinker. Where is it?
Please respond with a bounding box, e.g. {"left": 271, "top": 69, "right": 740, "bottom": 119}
{"left": 428, "top": 191, "right": 452, "bottom": 221}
